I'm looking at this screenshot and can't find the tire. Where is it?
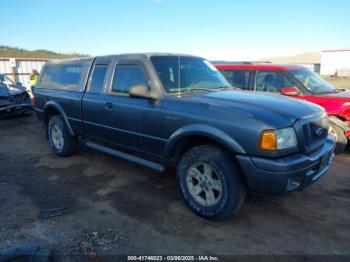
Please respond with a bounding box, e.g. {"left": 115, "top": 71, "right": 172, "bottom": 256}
{"left": 176, "top": 145, "right": 246, "bottom": 220}
{"left": 47, "top": 115, "right": 77, "bottom": 156}
{"left": 329, "top": 122, "right": 347, "bottom": 154}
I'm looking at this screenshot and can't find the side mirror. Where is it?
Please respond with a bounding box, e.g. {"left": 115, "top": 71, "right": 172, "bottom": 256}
{"left": 281, "top": 87, "right": 299, "bottom": 96}
{"left": 129, "top": 84, "right": 158, "bottom": 100}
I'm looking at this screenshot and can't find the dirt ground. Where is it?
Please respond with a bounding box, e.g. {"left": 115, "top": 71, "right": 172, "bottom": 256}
{"left": 0, "top": 79, "right": 350, "bottom": 261}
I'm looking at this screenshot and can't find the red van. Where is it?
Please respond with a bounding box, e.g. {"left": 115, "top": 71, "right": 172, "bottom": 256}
{"left": 216, "top": 63, "right": 350, "bottom": 153}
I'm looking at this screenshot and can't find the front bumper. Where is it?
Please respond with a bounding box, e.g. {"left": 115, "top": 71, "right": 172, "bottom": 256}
{"left": 236, "top": 135, "right": 336, "bottom": 195}
{"left": 0, "top": 103, "right": 33, "bottom": 115}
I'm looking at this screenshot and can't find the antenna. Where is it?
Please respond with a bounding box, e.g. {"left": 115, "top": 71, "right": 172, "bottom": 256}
{"left": 176, "top": 10, "right": 181, "bottom": 97}
{"left": 177, "top": 55, "right": 181, "bottom": 97}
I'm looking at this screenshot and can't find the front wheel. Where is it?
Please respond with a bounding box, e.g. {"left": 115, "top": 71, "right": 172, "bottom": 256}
{"left": 47, "top": 115, "right": 77, "bottom": 156}
{"left": 176, "top": 145, "right": 246, "bottom": 220}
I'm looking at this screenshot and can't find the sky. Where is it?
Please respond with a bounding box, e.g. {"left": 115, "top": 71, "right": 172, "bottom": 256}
{"left": 2, "top": 0, "right": 350, "bottom": 60}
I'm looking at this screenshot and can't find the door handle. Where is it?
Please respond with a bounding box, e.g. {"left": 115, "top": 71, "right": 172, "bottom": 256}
{"left": 104, "top": 101, "right": 113, "bottom": 110}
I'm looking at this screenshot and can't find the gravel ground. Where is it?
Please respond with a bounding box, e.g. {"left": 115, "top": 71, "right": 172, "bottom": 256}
{"left": 0, "top": 78, "right": 349, "bottom": 261}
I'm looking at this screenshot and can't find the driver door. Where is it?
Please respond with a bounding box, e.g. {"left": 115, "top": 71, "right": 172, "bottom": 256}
{"left": 103, "top": 62, "right": 150, "bottom": 149}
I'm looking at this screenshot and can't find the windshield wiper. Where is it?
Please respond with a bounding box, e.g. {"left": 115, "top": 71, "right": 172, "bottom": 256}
{"left": 170, "top": 85, "right": 237, "bottom": 95}
{"left": 214, "top": 85, "right": 239, "bottom": 91}
{"left": 178, "top": 87, "right": 218, "bottom": 94}
{"left": 315, "top": 89, "right": 342, "bottom": 94}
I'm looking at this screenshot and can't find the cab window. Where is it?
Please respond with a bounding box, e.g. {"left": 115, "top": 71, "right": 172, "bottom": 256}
{"left": 255, "top": 70, "right": 296, "bottom": 93}
{"left": 111, "top": 65, "right": 148, "bottom": 94}
{"left": 255, "top": 71, "right": 280, "bottom": 92}
{"left": 282, "top": 74, "right": 296, "bottom": 88}
{"left": 88, "top": 64, "right": 108, "bottom": 94}
{"left": 220, "top": 69, "right": 251, "bottom": 90}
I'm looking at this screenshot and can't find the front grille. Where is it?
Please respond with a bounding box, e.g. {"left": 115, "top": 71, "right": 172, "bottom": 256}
{"left": 296, "top": 114, "right": 328, "bottom": 153}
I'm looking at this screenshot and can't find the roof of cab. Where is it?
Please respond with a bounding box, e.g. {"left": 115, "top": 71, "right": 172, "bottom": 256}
{"left": 45, "top": 56, "right": 93, "bottom": 64}
{"left": 215, "top": 63, "right": 306, "bottom": 71}
{"left": 45, "top": 53, "right": 200, "bottom": 65}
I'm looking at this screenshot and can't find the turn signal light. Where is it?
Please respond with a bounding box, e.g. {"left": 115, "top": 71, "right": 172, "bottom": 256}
{"left": 259, "top": 130, "right": 277, "bottom": 151}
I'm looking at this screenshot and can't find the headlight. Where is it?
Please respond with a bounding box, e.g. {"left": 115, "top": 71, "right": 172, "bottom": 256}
{"left": 259, "top": 127, "right": 297, "bottom": 151}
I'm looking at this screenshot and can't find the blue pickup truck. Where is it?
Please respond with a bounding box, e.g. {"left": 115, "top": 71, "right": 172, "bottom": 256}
{"left": 33, "top": 53, "right": 335, "bottom": 219}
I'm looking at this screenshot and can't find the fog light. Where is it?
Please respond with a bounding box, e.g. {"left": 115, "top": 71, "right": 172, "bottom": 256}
{"left": 286, "top": 176, "right": 304, "bottom": 191}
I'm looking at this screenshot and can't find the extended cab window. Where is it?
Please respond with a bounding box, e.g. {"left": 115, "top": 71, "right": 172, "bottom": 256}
{"left": 220, "top": 70, "right": 251, "bottom": 90}
{"left": 111, "top": 65, "right": 148, "bottom": 94}
{"left": 88, "top": 64, "right": 108, "bottom": 93}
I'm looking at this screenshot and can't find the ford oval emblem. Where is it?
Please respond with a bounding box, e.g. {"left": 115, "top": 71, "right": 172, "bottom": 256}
{"left": 315, "top": 128, "right": 324, "bottom": 136}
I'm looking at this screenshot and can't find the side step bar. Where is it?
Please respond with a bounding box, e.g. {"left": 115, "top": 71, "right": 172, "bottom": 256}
{"left": 85, "top": 142, "right": 165, "bottom": 172}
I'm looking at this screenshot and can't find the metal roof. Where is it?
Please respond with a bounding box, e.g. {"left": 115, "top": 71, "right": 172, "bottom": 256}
{"left": 215, "top": 63, "right": 306, "bottom": 71}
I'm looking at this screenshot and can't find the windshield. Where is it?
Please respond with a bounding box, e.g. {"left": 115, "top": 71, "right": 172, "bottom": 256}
{"left": 290, "top": 68, "right": 336, "bottom": 93}
{"left": 0, "top": 74, "right": 15, "bottom": 85}
{"left": 150, "top": 56, "right": 230, "bottom": 94}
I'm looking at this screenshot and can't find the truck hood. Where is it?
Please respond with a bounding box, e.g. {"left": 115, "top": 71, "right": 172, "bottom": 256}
{"left": 0, "top": 85, "right": 9, "bottom": 97}
{"left": 8, "top": 86, "right": 26, "bottom": 96}
{"left": 0, "top": 85, "right": 26, "bottom": 97}
{"left": 184, "top": 91, "right": 324, "bottom": 128}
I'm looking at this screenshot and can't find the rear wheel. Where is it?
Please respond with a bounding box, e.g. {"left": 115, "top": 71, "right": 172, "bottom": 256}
{"left": 47, "top": 115, "right": 77, "bottom": 156}
{"left": 329, "top": 121, "right": 347, "bottom": 154}
{"left": 176, "top": 145, "right": 246, "bottom": 220}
